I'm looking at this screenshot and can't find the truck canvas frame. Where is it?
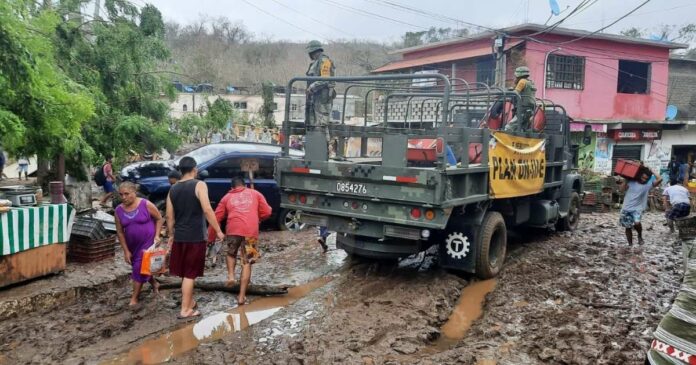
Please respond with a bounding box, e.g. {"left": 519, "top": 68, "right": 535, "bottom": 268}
{"left": 276, "top": 74, "right": 582, "bottom": 278}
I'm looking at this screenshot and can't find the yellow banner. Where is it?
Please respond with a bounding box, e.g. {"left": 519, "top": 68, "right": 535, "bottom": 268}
{"left": 488, "top": 132, "right": 546, "bottom": 198}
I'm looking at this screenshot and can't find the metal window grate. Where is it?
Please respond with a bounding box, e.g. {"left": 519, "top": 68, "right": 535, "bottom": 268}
{"left": 546, "top": 55, "right": 585, "bottom": 90}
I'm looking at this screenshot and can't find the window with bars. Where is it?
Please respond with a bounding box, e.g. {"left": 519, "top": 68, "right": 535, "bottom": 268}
{"left": 546, "top": 55, "right": 585, "bottom": 90}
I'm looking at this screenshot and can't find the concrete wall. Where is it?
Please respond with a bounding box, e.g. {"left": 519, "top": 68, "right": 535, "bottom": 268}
{"left": 168, "top": 93, "right": 359, "bottom": 124}
{"left": 668, "top": 59, "right": 696, "bottom": 119}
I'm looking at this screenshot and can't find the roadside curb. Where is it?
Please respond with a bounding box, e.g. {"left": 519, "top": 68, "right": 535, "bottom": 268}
{"left": 0, "top": 266, "right": 130, "bottom": 321}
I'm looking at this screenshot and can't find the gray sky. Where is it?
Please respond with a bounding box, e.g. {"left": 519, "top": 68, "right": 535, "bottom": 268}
{"left": 141, "top": 0, "right": 696, "bottom": 43}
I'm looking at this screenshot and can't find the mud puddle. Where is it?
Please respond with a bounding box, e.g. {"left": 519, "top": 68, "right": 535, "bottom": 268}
{"left": 104, "top": 276, "right": 332, "bottom": 364}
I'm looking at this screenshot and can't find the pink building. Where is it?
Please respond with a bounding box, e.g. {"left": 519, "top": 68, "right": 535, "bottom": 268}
{"left": 374, "top": 24, "right": 686, "bottom": 123}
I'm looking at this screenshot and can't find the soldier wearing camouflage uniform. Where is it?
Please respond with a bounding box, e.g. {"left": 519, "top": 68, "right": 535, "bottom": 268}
{"left": 305, "top": 40, "right": 336, "bottom": 141}
{"left": 305, "top": 40, "right": 334, "bottom": 251}
{"left": 504, "top": 66, "right": 537, "bottom": 132}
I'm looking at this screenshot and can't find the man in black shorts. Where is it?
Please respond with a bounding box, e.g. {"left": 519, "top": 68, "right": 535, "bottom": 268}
{"left": 166, "top": 157, "right": 224, "bottom": 319}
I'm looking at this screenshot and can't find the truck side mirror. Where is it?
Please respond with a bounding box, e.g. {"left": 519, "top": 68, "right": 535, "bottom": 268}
{"left": 198, "top": 170, "right": 209, "bottom": 179}
{"left": 582, "top": 125, "right": 592, "bottom": 145}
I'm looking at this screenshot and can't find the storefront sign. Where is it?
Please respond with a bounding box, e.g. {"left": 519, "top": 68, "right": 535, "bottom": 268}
{"left": 611, "top": 129, "right": 661, "bottom": 141}
{"left": 594, "top": 136, "right": 614, "bottom": 175}
{"left": 488, "top": 132, "right": 546, "bottom": 198}
{"left": 570, "top": 123, "right": 607, "bottom": 133}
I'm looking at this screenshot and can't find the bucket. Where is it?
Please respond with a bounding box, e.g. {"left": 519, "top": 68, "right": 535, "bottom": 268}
{"left": 49, "top": 181, "right": 67, "bottom": 204}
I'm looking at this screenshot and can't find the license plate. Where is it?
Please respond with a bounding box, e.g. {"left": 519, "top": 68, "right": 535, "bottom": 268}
{"left": 335, "top": 181, "right": 368, "bottom": 195}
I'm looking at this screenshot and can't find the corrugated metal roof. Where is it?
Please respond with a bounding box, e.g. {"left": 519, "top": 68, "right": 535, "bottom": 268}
{"left": 390, "top": 23, "right": 687, "bottom": 55}
{"left": 373, "top": 39, "right": 522, "bottom": 73}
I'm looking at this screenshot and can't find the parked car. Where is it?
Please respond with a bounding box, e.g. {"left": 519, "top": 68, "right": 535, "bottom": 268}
{"left": 119, "top": 142, "right": 305, "bottom": 231}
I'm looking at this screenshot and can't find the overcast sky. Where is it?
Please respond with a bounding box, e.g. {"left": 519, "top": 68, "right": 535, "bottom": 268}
{"left": 141, "top": 0, "right": 696, "bottom": 43}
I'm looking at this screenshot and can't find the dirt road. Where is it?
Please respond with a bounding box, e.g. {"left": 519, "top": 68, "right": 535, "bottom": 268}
{"left": 0, "top": 211, "right": 684, "bottom": 364}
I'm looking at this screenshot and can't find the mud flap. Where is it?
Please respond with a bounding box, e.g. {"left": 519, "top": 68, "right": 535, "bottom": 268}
{"left": 438, "top": 225, "right": 478, "bottom": 273}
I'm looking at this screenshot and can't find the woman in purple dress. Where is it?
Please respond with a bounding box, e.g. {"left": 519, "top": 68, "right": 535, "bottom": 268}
{"left": 115, "top": 182, "right": 164, "bottom": 306}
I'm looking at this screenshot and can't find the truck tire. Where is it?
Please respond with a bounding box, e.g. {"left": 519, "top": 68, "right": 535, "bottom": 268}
{"left": 557, "top": 192, "right": 580, "bottom": 232}
{"left": 475, "top": 211, "right": 507, "bottom": 279}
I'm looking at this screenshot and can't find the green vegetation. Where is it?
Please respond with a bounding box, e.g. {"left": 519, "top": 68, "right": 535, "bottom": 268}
{"left": 0, "top": 0, "right": 180, "bottom": 181}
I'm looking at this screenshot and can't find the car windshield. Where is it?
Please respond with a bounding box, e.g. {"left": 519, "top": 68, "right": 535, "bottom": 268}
{"left": 179, "top": 145, "right": 229, "bottom": 165}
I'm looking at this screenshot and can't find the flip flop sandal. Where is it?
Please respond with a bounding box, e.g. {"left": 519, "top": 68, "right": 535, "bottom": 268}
{"left": 177, "top": 310, "right": 201, "bottom": 320}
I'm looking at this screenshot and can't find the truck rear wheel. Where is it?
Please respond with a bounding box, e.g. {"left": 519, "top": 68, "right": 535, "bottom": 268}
{"left": 557, "top": 192, "right": 580, "bottom": 232}
{"left": 475, "top": 211, "right": 507, "bottom": 279}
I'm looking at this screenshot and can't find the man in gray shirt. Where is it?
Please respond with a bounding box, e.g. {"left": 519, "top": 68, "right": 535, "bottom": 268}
{"left": 618, "top": 168, "right": 662, "bottom": 246}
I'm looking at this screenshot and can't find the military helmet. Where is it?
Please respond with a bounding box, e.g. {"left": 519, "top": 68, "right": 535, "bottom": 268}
{"left": 515, "top": 66, "right": 530, "bottom": 78}
{"left": 306, "top": 40, "right": 323, "bottom": 54}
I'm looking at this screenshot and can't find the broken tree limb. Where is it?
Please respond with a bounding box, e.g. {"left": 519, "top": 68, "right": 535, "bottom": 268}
{"left": 156, "top": 277, "right": 289, "bottom": 296}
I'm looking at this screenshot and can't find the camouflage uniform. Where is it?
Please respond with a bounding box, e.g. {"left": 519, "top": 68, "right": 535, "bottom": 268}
{"left": 505, "top": 66, "right": 537, "bottom": 132}
{"left": 647, "top": 218, "right": 696, "bottom": 365}
{"left": 305, "top": 42, "right": 336, "bottom": 129}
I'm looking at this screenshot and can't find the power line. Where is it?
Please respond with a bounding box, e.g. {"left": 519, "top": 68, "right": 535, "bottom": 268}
{"left": 240, "top": 0, "right": 325, "bottom": 40}
{"left": 563, "top": 3, "right": 696, "bottom": 28}
{"left": 267, "top": 0, "right": 357, "bottom": 38}
{"left": 319, "top": 0, "right": 430, "bottom": 30}
{"left": 525, "top": 0, "right": 652, "bottom": 46}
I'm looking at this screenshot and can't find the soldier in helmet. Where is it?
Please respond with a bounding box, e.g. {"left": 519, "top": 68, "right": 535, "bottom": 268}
{"left": 305, "top": 40, "right": 334, "bottom": 252}
{"left": 504, "top": 66, "right": 537, "bottom": 132}
{"left": 305, "top": 40, "right": 336, "bottom": 141}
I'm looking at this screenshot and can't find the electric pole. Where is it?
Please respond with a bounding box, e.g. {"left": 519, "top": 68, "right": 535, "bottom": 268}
{"left": 494, "top": 35, "right": 506, "bottom": 88}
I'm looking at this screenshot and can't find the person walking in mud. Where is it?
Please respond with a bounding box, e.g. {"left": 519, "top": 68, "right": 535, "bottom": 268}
{"left": 662, "top": 179, "right": 691, "bottom": 232}
{"left": 114, "top": 182, "right": 164, "bottom": 307}
{"left": 618, "top": 167, "right": 662, "bottom": 246}
{"left": 99, "top": 155, "right": 115, "bottom": 208}
{"left": 208, "top": 173, "right": 272, "bottom": 306}
{"left": 166, "top": 157, "right": 224, "bottom": 319}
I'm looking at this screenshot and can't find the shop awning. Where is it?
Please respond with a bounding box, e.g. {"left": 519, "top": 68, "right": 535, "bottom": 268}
{"left": 372, "top": 40, "right": 523, "bottom": 73}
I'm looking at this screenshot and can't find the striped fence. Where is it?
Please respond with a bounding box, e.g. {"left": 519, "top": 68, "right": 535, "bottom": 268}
{"left": 0, "top": 204, "right": 75, "bottom": 256}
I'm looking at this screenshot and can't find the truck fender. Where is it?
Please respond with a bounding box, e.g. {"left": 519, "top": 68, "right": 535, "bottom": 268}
{"left": 558, "top": 173, "right": 582, "bottom": 215}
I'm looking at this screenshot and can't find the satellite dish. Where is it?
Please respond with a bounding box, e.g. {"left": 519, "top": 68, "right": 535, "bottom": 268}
{"left": 549, "top": 0, "right": 561, "bottom": 15}
{"left": 666, "top": 105, "right": 678, "bottom": 120}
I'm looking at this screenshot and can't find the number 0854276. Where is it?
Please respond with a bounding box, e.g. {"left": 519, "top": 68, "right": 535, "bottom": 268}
{"left": 335, "top": 182, "right": 368, "bottom": 195}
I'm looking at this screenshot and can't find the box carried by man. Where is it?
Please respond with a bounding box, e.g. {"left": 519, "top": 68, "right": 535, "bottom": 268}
{"left": 615, "top": 159, "right": 652, "bottom": 181}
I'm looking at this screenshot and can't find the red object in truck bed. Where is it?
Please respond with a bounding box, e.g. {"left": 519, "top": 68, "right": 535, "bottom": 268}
{"left": 614, "top": 159, "right": 642, "bottom": 179}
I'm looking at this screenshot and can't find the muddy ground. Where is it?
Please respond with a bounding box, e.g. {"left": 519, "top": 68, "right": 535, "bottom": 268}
{"left": 0, "top": 211, "right": 685, "bottom": 364}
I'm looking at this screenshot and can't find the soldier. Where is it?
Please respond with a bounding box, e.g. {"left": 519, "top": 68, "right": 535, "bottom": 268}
{"left": 504, "top": 66, "right": 537, "bottom": 132}
{"left": 305, "top": 40, "right": 336, "bottom": 141}
{"left": 305, "top": 40, "right": 335, "bottom": 251}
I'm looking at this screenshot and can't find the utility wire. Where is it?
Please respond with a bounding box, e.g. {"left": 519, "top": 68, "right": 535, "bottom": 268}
{"left": 240, "top": 0, "right": 325, "bottom": 40}
{"left": 320, "top": 0, "right": 430, "bottom": 30}
{"left": 267, "top": 0, "right": 357, "bottom": 38}
{"left": 527, "top": 0, "right": 652, "bottom": 45}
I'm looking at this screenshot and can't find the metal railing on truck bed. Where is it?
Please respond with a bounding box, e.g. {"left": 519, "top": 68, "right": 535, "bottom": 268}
{"left": 276, "top": 75, "right": 570, "bottom": 231}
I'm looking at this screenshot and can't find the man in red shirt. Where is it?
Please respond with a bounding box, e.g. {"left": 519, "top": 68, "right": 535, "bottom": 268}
{"left": 209, "top": 173, "right": 272, "bottom": 305}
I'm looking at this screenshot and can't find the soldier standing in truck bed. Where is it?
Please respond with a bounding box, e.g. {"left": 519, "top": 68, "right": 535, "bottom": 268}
{"left": 305, "top": 40, "right": 334, "bottom": 251}
{"left": 305, "top": 40, "right": 336, "bottom": 143}
{"left": 505, "top": 66, "right": 537, "bottom": 132}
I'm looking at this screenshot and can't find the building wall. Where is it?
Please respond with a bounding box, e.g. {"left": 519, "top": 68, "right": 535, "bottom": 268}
{"left": 168, "top": 93, "right": 358, "bottom": 124}
{"left": 524, "top": 36, "right": 670, "bottom": 121}
{"left": 668, "top": 59, "right": 696, "bottom": 119}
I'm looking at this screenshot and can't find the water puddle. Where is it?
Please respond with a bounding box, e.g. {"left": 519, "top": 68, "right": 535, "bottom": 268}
{"left": 433, "top": 279, "right": 497, "bottom": 350}
{"left": 103, "top": 276, "right": 332, "bottom": 364}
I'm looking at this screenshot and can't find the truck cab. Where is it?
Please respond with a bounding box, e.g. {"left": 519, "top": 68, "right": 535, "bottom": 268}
{"left": 276, "top": 74, "right": 582, "bottom": 278}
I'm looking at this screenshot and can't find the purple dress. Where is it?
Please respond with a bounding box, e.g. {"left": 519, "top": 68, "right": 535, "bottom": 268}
{"left": 116, "top": 199, "right": 156, "bottom": 283}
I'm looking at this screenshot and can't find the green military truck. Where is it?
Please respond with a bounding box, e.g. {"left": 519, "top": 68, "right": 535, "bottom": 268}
{"left": 276, "top": 74, "right": 583, "bottom": 278}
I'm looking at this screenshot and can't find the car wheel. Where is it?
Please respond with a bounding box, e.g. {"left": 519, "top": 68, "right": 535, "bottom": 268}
{"left": 279, "top": 208, "right": 306, "bottom": 231}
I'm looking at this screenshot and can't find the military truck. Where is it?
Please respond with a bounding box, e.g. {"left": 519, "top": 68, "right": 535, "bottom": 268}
{"left": 276, "top": 74, "right": 583, "bottom": 278}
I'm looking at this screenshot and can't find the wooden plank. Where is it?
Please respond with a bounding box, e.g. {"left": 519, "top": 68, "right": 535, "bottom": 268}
{"left": 0, "top": 244, "right": 66, "bottom": 288}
